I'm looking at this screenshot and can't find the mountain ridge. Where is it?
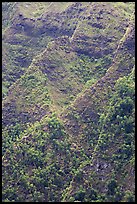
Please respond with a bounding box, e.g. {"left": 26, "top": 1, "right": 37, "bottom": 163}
{"left": 2, "top": 2, "right": 135, "bottom": 202}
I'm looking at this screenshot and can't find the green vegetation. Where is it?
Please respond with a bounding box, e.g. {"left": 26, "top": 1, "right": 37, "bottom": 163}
{"left": 2, "top": 2, "right": 135, "bottom": 202}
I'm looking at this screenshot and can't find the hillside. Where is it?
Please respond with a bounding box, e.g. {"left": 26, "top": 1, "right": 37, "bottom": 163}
{"left": 2, "top": 2, "right": 135, "bottom": 202}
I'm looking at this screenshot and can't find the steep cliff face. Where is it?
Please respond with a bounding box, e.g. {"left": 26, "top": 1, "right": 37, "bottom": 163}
{"left": 62, "top": 20, "right": 135, "bottom": 135}
{"left": 2, "top": 2, "right": 135, "bottom": 202}
{"left": 59, "top": 21, "right": 135, "bottom": 201}
{"left": 2, "top": 2, "right": 134, "bottom": 93}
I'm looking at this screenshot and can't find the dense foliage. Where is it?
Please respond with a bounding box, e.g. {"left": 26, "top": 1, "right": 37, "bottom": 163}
{"left": 2, "top": 2, "right": 135, "bottom": 202}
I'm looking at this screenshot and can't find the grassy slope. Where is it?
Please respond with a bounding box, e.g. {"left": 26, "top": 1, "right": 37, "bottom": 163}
{"left": 2, "top": 2, "right": 135, "bottom": 202}
{"left": 2, "top": 65, "right": 135, "bottom": 202}
{"left": 59, "top": 19, "right": 135, "bottom": 201}
{"left": 2, "top": 2, "right": 134, "bottom": 95}
{"left": 2, "top": 2, "right": 134, "bottom": 129}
